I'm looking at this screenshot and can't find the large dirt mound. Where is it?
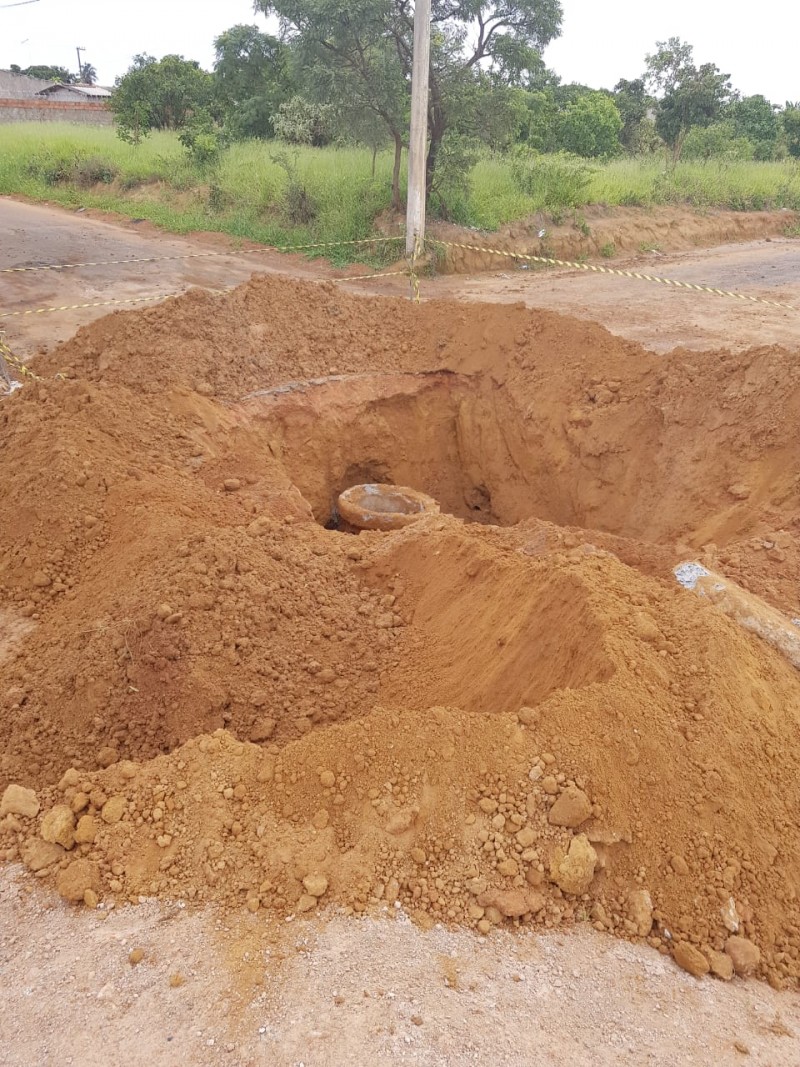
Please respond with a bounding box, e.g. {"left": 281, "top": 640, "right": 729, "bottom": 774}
{"left": 1, "top": 275, "right": 799, "bottom": 988}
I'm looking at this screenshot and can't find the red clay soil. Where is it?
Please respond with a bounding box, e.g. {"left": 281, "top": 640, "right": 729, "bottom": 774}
{"left": 431, "top": 205, "right": 800, "bottom": 272}
{"left": 1, "top": 275, "right": 799, "bottom": 990}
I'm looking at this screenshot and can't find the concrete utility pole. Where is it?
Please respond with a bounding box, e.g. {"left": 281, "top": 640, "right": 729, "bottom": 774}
{"left": 405, "top": 0, "right": 431, "bottom": 258}
{"left": 76, "top": 46, "right": 85, "bottom": 82}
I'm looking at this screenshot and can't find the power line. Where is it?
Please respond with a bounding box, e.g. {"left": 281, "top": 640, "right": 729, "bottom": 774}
{"left": 0, "top": 0, "right": 41, "bottom": 8}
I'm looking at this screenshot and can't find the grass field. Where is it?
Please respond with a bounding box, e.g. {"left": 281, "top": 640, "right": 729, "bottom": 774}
{"left": 1, "top": 124, "right": 800, "bottom": 256}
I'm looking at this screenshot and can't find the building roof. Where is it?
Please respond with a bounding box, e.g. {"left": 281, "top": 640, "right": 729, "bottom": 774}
{"left": 0, "top": 69, "right": 54, "bottom": 99}
{"left": 36, "top": 83, "right": 112, "bottom": 99}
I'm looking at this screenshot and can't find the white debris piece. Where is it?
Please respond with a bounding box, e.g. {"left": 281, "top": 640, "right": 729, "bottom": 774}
{"left": 673, "top": 562, "right": 711, "bottom": 590}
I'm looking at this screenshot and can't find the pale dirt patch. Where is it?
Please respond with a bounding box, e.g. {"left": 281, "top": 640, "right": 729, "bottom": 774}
{"left": 2, "top": 867, "right": 798, "bottom": 1067}
{"left": 0, "top": 608, "right": 34, "bottom": 666}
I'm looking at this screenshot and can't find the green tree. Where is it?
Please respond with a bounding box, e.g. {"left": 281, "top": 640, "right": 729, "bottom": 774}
{"left": 550, "top": 81, "right": 595, "bottom": 108}
{"left": 558, "top": 91, "right": 622, "bottom": 157}
{"left": 178, "top": 109, "right": 227, "bottom": 168}
{"left": 79, "top": 63, "right": 98, "bottom": 86}
{"left": 214, "top": 24, "right": 293, "bottom": 139}
{"left": 645, "top": 38, "right": 732, "bottom": 163}
{"left": 783, "top": 104, "right": 800, "bottom": 158}
{"left": 255, "top": 0, "right": 563, "bottom": 207}
{"left": 682, "top": 121, "right": 754, "bottom": 161}
{"left": 442, "top": 77, "right": 528, "bottom": 152}
{"left": 475, "top": 85, "right": 530, "bottom": 151}
{"left": 257, "top": 0, "right": 409, "bottom": 209}
{"left": 613, "top": 78, "right": 651, "bottom": 152}
{"left": 484, "top": 39, "right": 558, "bottom": 91}
{"left": 111, "top": 54, "right": 214, "bottom": 144}
{"left": 10, "top": 63, "right": 76, "bottom": 84}
{"left": 338, "top": 106, "right": 392, "bottom": 174}
{"left": 520, "top": 89, "right": 559, "bottom": 151}
{"left": 424, "top": 0, "right": 562, "bottom": 189}
{"left": 727, "top": 94, "right": 779, "bottom": 159}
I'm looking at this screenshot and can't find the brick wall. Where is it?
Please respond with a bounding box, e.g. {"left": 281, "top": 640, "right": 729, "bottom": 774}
{"left": 0, "top": 97, "right": 113, "bottom": 125}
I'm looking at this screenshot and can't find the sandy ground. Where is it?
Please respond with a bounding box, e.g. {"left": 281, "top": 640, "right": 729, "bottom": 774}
{"left": 2, "top": 197, "right": 800, "bottom": 1065}
{"left": 1, "top": 197, "right": 799, "bottom": 359}
{"left": 426, "top": 237, "right": 800, "bottom": 353}
{"left": 3, "top": 868, "right": 799, "bottom": 1067}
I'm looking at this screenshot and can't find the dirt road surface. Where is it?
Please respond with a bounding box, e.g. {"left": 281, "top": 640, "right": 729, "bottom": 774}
{"left": 427, "top": 237, "right": 800, "bottom": 353}
{"left": 2, "top": 198, "right": 799, "bottom": 359}
{"left": 2, "top": 196, "right": 800, "bottom": 1066}
{"left": 0, "top": 198, "right": 347, "bottom": 357}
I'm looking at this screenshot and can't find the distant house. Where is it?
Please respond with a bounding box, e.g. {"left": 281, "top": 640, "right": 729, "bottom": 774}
{"left": 0, "top": 70, "right": 112, "bottom": 125}
{"left": 36, "top": 83, "right": 112, "bottom": 103}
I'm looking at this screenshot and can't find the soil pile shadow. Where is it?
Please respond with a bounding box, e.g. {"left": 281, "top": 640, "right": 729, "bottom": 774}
{"left": 1, "top": 274, "right": 799, "bottom": 988}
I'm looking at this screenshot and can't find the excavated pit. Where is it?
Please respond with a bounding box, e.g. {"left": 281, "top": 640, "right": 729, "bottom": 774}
{"left": 2, "top": 276, "right": 800, "bottom": 986}
{"left": 241, "top": 372, "right": 506, "bottom": 527}
{"left": 240, "top": 368, "right": 795, "bottom": 550}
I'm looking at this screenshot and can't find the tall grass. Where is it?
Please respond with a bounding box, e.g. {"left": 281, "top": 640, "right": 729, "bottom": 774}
{"left": 588, "top": 158, "right": 800, "bottom": 212}
{"left": 1, "top": 124, "right": 799, "bottom": 253}
{"left": 0, "top": 125, "right": 403, "bottom": 259}
{"left": 468, "top": 155, "right": 800, "bottom": 227}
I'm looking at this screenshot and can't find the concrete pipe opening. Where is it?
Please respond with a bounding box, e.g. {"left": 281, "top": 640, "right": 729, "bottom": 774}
{"left": 337, "top": 484, "right": 440, "bottom": 532}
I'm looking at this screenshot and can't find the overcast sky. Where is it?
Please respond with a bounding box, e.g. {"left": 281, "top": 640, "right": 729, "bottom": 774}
{"left": 0, "top": 0, "right": 797, "bottom": 103}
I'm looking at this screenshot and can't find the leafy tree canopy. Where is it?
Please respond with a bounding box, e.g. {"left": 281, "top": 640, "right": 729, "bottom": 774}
{"left": 645, "top": 38, "right": 732, "bottom": 161}
{"left": 726, "top": 94, "right": 779, "bottom": 158}
{"left": 214, "top": 24, "right": 293, "bottom": 138}
{"left": 10, "top": 63, "right": 77, "bottom": 84}
{"left": 558, "top": 91, "right": 622, "bottom": 158}
{"left": 111, "top": 54, "right": 214, "bottom": 144}
{"left": 613, "top": 78, "right": 651, "bottom": 151}
{"left": 254, "top": 0, "right": 563, "bottom": 203}
{"left": 783, "top": 104, "right": 800, "bottom": 159}
{"left": 273, "top": 94, "right": 336, "bottom": 145}
{"left": 79, "top": 63, "right": 98, "bottom": 86}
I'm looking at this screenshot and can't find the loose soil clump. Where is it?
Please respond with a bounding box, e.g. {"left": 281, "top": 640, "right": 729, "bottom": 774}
{"left": 1, "top": 275, "right": 799, "bottom": 989}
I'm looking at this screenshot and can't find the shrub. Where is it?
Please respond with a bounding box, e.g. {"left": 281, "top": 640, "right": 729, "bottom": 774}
{"left": 510, "top": 150, "right": 595, "bottom": 210}
{"left": 682, "top": 122, "right": 754, "bottom": 161}
{"left": 73, "top": 156, "right": 120, "bottom": 187}
{"left": 558, "top": 93, "right": 623, "bottom": 159}
{"left": 270, "top": 149, "right": 318, "bottom": 226}
{"left": 428, "top": 133, "right": 480, "bottom": 222}
{"left": 26, "top": 150, "right": 75, "bottom": 185}
{"left": 26, "top": 152, "right": 119, "bottom": 187}
{"left": 273, "top": 96, "right": 336, "bottom": 147}
{"left": 178, "top": 111, "right": 227, "bottom": 170}
{"left": 206, "top": 182, "right": 232, "bottom": 213}
{"left": 284, "top": 180, "right": 318, "bottom": 225}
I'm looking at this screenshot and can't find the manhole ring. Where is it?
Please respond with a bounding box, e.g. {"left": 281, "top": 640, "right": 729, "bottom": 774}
{"left": 337, "top": 483, "right": 440, "bottom": 532}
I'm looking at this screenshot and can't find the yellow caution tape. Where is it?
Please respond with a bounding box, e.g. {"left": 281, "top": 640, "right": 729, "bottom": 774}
{"left": 0, "top": 268, "right": 410, "bottom": 322}
{"left": 334, "top": 269, "right": 411, "bottom": 284}
{"left": 0, "top": 292, "right": 173, "bottom": 320}
{"left": 0, "top": 336, "right": 43, "bottom": 381}
{"left": 407, "top": 243, "right": 422, "bottom": 305}
{"left": 428, "top": 239, "right": 798, "bottom": 312}
{"left": 0, "top": 235, "right": 405, "bottom": 275}
{"left": 5, "top": 226, "right": 796, "bottom": 315}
